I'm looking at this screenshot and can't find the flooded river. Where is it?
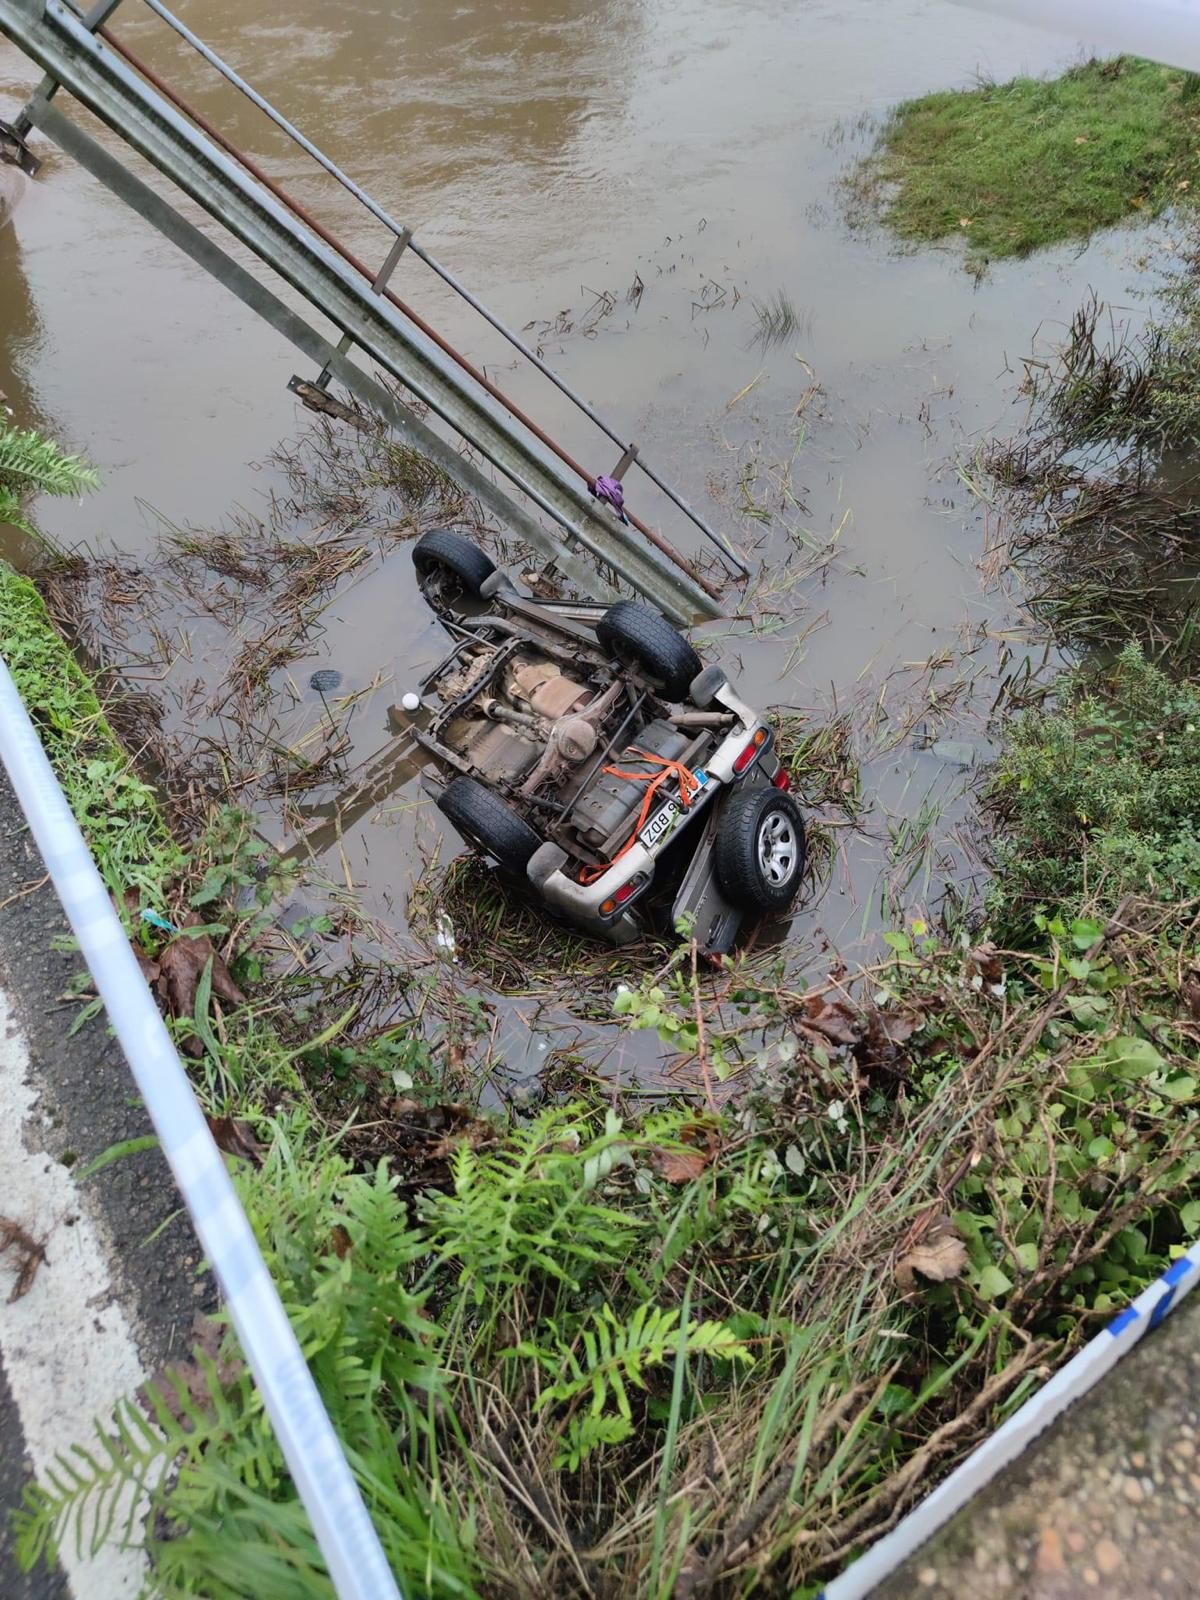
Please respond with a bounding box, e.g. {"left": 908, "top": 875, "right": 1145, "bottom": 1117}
{"left": 0, "top": 0, "right": 1159, "bottom": 1069}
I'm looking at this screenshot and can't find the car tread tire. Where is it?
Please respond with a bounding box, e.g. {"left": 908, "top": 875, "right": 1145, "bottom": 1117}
{"left": 595, "top": 600, "right": 702, "bottom": 701}
{"left": 437, "top": 775, "right": 542, "bottom": 875}
{"left": 413, "top": 528, "right": 496, "bottom": 600}
{"left": 715, "top": 786, "right": 806, "bottom": 914}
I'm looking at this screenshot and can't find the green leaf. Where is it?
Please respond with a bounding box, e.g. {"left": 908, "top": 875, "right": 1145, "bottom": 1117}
{"left": 67, "top": 996, "right": 104, "bottom": 1038}
{"left": 1088, "top": 1136, "right": 1116, "bottom": 1160}
{"left": 977, "top": 1264, "right": 1014, "bottom": 1301}
{"left": 1070, "top": 918, "right": 1104, "bottom": 950}
{"left": 1015, "top": 1242, "right": 1039, "bottom": 1272}
{"left": 1103, "top": 1037, "right": 1165, "bottom": 1078}
{"left": 1180, "top": 1200, "right": 1200, "bottom": 1235}
{"left": 1119, "top": 1227, "right": 1148, "bottom": 1262}
{"left": 77, "top": 1135, "right": 159, "bottom": 1179}
{"left": 189, "top": 956, "right": 221, "bottom": 1062}
{"left": 1161, "top": 1075, "right": 1197, "bottom": 1102}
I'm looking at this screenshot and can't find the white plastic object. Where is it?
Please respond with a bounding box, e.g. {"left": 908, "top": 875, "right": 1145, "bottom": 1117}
{"left": 401, "top": 691, "right": 421, "bottom": 712}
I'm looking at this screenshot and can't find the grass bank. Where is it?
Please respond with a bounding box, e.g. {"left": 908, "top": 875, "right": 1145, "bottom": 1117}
{"left": 854, "top": 57, "right": 1200, "bottom": 266}
{"left": 6, "top": 522, "right": 1200, "bottom": 1599}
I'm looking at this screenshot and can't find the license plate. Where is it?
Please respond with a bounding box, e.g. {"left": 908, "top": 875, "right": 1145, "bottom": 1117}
{"left": 637, "top": 771, "right": 708, "bottom": 851}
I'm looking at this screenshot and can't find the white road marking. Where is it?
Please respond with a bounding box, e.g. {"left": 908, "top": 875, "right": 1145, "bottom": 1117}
{"left": 0, "top": 984, "right": 152, "bottom": 1597}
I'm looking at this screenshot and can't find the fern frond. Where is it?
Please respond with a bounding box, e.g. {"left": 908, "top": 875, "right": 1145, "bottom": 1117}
{"left": 0, "top": 484, "right": 34, "bottom": 536}
{"left": 554, "top": 1413, "right": 633, "bottom": 1471}
{"left": 0, "top": 423, "right": 100, "bottom": 498}
{"left": 420, "top": 1105, "right": 642, "bottom": 1302}
{"left": 13, "top": 1385, "right": 225, "bottom": 1574}
{"left": 528, "top": 1302, "right": 753, "bottom": 1464}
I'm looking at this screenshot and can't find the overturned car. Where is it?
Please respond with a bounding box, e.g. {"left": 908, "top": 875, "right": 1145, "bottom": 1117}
{"left": 401, "top": 528, "right": 806, "bottom": 953}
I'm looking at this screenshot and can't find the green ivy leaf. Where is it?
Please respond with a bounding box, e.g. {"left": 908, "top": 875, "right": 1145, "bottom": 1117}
{"left": 1070, "top": 918, "right": 1104, "bottom": 950}
{"left": 1104, "top": 1037, "right": 1165, "bottom": 1079}
{"left": 977, "top": 1263, "right": 1014, "bottom": 1301}
{"left": 1161, "top": 1075, "right": 1197, "bottom": 1102}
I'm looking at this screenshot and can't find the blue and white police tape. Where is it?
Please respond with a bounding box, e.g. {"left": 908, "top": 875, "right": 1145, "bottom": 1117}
{"left": 0, "top": 658, "right": 403, "bottom": 1600}
{"left": 819, "top": 1241, "right": 1200, "bottom": 1598}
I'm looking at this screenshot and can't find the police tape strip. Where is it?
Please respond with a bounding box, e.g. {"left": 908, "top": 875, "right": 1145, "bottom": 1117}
{"left": 820, "top": 1243, "right": 1200, "bottom": 1598}
{"left": 0, "top": 659, "right": 403, "bottom": 1600}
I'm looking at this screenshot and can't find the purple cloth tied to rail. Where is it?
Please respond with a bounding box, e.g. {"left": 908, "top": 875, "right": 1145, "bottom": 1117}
{"left": 592, "top": 474, "right": 628, "bottom": 521}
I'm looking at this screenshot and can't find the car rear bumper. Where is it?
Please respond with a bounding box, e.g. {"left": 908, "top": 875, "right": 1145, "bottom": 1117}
{"left": 535, "top": 676, "right": 768, "bottom": 945}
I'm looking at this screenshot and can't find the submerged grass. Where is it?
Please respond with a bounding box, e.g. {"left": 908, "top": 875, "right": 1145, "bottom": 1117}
{"left": 981, "top": 262, "right": 1200, "bottom": 664}
{"left": 854, "top": 57, "right": 1200, "bottom": 263}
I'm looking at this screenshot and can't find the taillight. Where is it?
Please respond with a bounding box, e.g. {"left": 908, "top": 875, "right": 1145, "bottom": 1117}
{"left": 772, "top": 767, "right": 791, "bottom": 792}
{"left": 600, "top": 874, "right": 647, "bottom": 917}
{"left": 733, "top": 727, "right": 769, "bottom": 775}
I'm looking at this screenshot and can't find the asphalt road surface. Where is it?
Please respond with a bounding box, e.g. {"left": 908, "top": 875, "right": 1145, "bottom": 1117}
{"left": 0, "top": 771, "right": 204, "bottom": 1598}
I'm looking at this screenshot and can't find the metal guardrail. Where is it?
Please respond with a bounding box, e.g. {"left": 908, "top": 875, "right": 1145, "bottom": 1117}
{"left": 0, "top": 0, "right": 741, "bottom": 623}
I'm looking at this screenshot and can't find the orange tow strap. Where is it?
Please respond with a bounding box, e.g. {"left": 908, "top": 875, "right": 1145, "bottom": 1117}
{"left": 578, "top": 748, "right": 700, "bottom": 884}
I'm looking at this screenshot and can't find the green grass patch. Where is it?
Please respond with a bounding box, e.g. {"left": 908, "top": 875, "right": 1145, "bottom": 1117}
{"left": 987, "top": 644, "right": 1200, "bottom": 923}
{"left": 0, "top": 566, "right": 183, "bottom": 903}
{"left": 857, "top": 57, "right": 1200, "bottom": 263}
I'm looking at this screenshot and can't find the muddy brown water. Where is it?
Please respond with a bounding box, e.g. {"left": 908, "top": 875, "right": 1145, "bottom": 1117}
{"left": 0, "top": 0, "right": 1164, "bottom": 1086}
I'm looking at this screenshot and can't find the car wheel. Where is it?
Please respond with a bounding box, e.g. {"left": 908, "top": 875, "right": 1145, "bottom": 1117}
{"left": 714, "top": 786, "right": 806, "bottom": 914}
{"left": 437, "top": 776, "right": 542, "bottom": 875}
{"left": 413, "top": 528, "right": 497, "bottom": 605}
{"left": 595, "top": 600, "right": 702, "bottom": 701}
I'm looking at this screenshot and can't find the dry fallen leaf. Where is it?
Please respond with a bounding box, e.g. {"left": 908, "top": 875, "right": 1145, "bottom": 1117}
{"left": 876, "top": 1011, "right": 920, "bottom": 1046}
{"left": 801, "top": 995, "right": 860, "bottom": 1047}
{"left": 651, "top": 1147, "right": 711, "bottom": 1183}
{"left": 966, "top": 941, "right": 1004, "bottom": 986}
{"left": 157, "top": 933, "right": 247, "bottom": 1056}
{"left": 141, "top": 1311, "right": 242, "bottom": 1429}
{"left": 1074, "top": 136, "right": 1089, "bottom": 145}
{"left": 429, "top": 1109, "right": 499, "bottom": 1160}
{"left": 0, "top": 1216, "right": 47, "bottom": 1302}
{"left": 206, "top": 1115, "right": 263, "bottom": 1167}
{"left": 895, "top": 1215, "right": 968, "bottom": 1293}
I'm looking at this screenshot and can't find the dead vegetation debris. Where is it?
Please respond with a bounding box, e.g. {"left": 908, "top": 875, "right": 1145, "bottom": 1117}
{"left": 0, "top": 1216, "right": 47, "bottom": 1302}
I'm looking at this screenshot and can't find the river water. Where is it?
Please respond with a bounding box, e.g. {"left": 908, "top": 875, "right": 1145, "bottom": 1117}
{"left": 0, "top": 0, "right": 1160, "bottom": 1051}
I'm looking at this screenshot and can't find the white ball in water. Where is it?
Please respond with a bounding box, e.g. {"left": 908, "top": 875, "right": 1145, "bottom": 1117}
{"left": 401, "top": 692, "right": 421, "bottom": 712}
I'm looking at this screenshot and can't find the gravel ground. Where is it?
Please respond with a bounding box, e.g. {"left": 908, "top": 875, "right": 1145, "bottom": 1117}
{"left": 875, "top": 1291, "right": 1200, "bottom": 1599}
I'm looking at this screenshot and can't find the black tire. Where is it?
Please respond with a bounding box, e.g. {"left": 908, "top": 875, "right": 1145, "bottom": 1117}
{"left": 595, "top": 600, "right": 702, "bottom": 701}
{"left": 413, "top": 528, "right": 496, "bottom": 603}
{"left": 715, "top": 786, "right": 806, "bottom": 915}
{"left": 437, "top": 776, "right": 542, "bottom": 875}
